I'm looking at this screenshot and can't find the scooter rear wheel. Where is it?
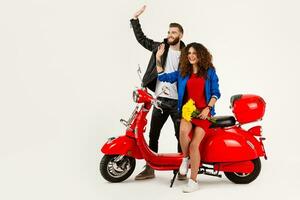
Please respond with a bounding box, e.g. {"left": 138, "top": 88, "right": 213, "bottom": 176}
{"left": 100, "top": 155, "right": 136, "bottom": 183}
{"left": 224, "top": 158, "right": 261, "bottom": 184}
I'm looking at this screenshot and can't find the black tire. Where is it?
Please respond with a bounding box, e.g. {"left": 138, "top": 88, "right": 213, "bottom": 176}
{"left": 224, "top": 158, "right": 261, "bottom": 184}
{"left": 100, "top": 155, "right": 136, "bottom": 183}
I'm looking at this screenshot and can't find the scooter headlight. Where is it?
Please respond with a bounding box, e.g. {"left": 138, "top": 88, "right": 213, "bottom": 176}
{"left": 132, "top": 90, "right": 139, "bottom": 103}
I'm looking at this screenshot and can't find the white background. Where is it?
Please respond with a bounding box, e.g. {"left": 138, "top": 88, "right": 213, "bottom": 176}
{"left": 1, "top": 0, "right": 300, "bottom": 199}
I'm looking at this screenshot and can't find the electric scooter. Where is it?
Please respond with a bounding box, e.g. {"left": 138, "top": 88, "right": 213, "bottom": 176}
{"left": 99, "top": 69, "right": 267, "bottom": 187}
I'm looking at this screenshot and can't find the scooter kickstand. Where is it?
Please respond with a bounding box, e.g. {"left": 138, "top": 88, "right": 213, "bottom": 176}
{"left": 170, "top": 170, "right": 178, "bottom": 188}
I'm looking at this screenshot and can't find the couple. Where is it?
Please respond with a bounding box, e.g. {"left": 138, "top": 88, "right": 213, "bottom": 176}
{"left": 130, "top": 6, "right": 221, "bottom": 193}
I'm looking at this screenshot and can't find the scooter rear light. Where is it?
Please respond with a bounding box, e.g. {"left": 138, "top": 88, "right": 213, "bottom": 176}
{"left": 248, "top": 125, "right": 262, "bottom": 136}
{"left": 259, "top": 137, "right": 268, "bottom": 160}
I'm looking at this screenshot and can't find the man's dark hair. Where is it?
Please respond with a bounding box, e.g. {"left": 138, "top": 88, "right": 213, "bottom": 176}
{"left": 169, "top": 23, "right": 184, "bottom": 34}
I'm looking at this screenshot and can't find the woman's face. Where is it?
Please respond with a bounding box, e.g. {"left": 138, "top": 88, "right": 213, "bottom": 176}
{"left": 187, "top": 47, "right": 199, "bottom": 65}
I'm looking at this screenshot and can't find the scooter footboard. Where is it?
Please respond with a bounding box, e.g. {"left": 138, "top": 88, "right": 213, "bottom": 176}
{"left": 101, "top": 136, "right": 143, "bottom": 159}
{"left": 214, "top": 160, "right": 254, "bottom": 173}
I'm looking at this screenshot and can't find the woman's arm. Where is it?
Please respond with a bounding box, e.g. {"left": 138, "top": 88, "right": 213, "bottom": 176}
{"left": 157, "top": 71, "right": 179, "bottom": 84}
{"left": 199, "top": 69, "right": 221, "bottom": 119}
{"left": 210, "top": 69, "right": 221, "bottom": 100}
{"left": 207, "top": 97, "right": 218, "bottom": 108}
{"left": 198, "top": 98, "right": 217, "bottom": 119}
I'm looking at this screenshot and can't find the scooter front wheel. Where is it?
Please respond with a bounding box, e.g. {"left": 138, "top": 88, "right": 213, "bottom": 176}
{"left": 100, "top": 155, "right": 136, "bottom": 183}
{"left": 224, "top": 158, "right": 261, "bottom": 184}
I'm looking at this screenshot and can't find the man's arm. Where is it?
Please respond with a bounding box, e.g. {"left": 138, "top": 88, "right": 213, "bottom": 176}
{"left": 156, "top": 44, "right": 178, "bottom": 83}
{"left": 156, "top": 44, "right": 165, "bottom": 73}
{"left": 130, "top": 6, "right": 160, "bottom": 51}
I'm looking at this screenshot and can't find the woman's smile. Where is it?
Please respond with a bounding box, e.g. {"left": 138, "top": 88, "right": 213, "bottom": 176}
{"left": 188, "top": 47, "right": 199, "bottom": 64}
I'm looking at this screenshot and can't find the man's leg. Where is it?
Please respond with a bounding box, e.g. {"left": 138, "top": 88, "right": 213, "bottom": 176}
{"left": 170, "top": 105, "right": 181, "bottom": 153}
{"left": 148, "top": 106, "right": 169, "bottom": 152}
{"left": 135, "top": 106, "right": 169, "bottom": 180}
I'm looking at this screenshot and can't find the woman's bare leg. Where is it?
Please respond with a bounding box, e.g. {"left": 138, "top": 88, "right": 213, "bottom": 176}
{"left": 189, "top": 127, "right": 206, "bottom": 181}
{"left": 179, "top": 119, "right": 193, "bottom": 157}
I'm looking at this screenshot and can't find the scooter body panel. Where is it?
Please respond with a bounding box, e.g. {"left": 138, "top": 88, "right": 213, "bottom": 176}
{"left": 101, "top": 135, "right": 143, "bottom": 159}
{"left": 201, "top": 126, "right": 262, "bottom": 163}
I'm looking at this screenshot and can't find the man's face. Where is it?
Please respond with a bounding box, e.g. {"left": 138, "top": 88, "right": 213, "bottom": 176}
{"left": 167, "top": 27, "right": 182, "bottom": 45}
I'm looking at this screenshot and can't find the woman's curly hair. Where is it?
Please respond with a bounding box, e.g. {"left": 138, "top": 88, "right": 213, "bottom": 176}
{"left": 179, "top": 42, "right": 214, "bottom": 78}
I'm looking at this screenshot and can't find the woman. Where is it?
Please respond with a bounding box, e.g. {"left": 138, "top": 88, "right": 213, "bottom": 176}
{"left": 156, "top": 42, "right": 221, "bottom": 192}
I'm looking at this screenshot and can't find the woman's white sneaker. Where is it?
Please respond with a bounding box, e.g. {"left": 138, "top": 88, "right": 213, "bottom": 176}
{"left": 182, "top": 179, "right": 199, "bottom": 193}
{"left": 179, "top": 157, "right": 189, "bottom": 175}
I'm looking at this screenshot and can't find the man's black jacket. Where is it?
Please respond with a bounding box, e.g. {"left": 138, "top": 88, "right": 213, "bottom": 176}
{"left": 130, "top": 18, "right": 185, "bottom": 92}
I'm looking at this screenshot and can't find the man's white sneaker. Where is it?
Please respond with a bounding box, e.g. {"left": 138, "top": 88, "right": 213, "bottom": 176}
{"left": 179, "top": 157, "right": 189, "bottom": 175}
{"left": 182, "top": 179, "right": 199, "bottom": 193}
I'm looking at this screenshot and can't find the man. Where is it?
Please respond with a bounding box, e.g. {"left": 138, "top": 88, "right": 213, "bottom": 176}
{"left": 130, "top": 5, "right": 186, "bottom": 180}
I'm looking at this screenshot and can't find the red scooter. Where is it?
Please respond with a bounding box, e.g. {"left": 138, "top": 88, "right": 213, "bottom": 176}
{"left": 100, "top": 77, "right": 267, "bottom": 187}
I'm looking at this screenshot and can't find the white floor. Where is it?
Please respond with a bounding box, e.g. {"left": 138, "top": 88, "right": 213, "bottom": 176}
{"left": 94, "top": 155, "right": 299, "bottom": 200}
{"left": 1, "top": 140, "right": 299, "bottom": 200}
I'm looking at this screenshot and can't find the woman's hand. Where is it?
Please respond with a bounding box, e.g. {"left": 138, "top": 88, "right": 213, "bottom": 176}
{"left": 156, "top": 44, "right": 165, "bottom": 73}
{"left": 198, "top": 107, "right": 210, "bottom": 119}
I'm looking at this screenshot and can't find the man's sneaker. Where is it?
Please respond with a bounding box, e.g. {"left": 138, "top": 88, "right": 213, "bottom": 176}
{"left": 134, "top": 165, "right": 155, "bottom": 180}
{"left": 179, "top": 157, "right": 189, "bottom": 175}
{"left": 177, "top": 173, "right": 188, "bottom": 180}
{"left": 182, "top": 179, "right": 199, "bottom": 193}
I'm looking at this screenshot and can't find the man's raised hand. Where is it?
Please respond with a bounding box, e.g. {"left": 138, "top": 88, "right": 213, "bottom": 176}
{"left": 156, "top": 44, "right": 165, "bottom": 73}
{"left": 133, "top": 5, "right": 146, "bottom": 19}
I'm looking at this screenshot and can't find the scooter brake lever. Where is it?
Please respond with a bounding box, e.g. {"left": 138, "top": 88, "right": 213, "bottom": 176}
{"left": 157, "top": 107, "right": 163, "bottom": 114}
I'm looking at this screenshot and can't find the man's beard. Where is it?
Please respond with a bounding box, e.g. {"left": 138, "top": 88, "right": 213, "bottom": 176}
{"left": 167, "top": 36, "right": 180, "bottom": 45}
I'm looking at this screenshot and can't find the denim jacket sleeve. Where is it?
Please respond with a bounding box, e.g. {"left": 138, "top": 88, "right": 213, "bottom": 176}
{"left": 157, "top": 71, "right": 179, "bottom": 84}
{"left": 210, "top": 69, "right": 221, "bottom": 100}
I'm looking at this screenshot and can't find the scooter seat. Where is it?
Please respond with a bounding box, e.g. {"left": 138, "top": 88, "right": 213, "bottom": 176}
{"left": 209, "top": 116, "right": 236, "bottom": 128}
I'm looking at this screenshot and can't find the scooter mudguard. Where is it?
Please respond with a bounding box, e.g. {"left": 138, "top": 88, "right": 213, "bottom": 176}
{"left": 101, "top": 136, "right": 143, "bottom": 159}
{"left": 201, "top": 127, "right": 262, "bottom": 163}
